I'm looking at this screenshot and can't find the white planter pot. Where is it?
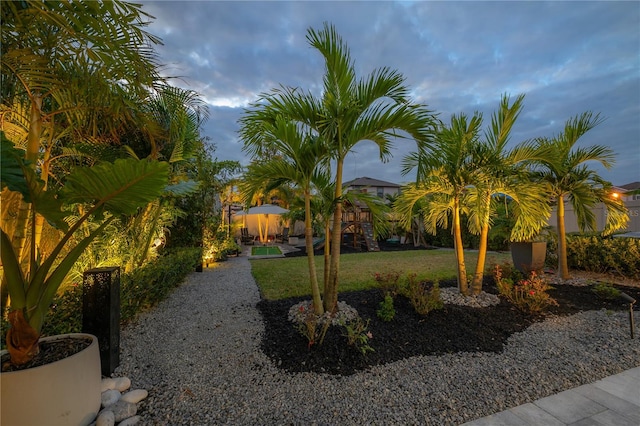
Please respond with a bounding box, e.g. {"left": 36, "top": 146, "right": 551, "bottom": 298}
{"left": 1, "top": 333, "right": 101, "bottom": 426}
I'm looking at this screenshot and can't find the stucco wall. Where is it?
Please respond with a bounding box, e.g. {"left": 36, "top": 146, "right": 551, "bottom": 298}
{"left": 548, "top": 199, "right": 640, "bottom": 233}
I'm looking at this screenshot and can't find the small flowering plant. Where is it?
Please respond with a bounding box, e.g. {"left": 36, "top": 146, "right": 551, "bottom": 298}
{"left": 340, "top": 317, "right": 374, "bottom": 356}
{"left": 494, "top": 265, "right": 558, "bottom": 313}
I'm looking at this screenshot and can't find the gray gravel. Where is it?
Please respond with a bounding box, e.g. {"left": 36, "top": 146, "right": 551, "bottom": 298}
{"left": 115, "top": 256, "right": 640, "bottom": 425}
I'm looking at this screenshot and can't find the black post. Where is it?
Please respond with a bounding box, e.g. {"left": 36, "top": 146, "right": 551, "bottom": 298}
{"left": 83, "top": 267, "right": 120, "bottom": 376}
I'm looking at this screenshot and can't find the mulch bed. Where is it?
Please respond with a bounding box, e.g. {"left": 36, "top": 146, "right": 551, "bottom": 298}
{"left": 257, "top": 277, "right": 640, "bottom": 376}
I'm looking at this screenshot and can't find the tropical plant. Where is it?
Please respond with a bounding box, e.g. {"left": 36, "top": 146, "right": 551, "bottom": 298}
{"left": 530, "top": 112, "right": 629, "bottom": 279}
{"left": 240, "top": 112, "right": 331, "bottom": 314}
{"left": 242, "top": 23, "right": 436, "bottom": 312}
{"left": 1, "top": 0, "right": 162, "bottom": 271}
{"left": 1, "top": 134, "right": 169, "bottom": 366}
{"left": 399, "top": 113, "right": 482, "bottom": 294}
{"left": 465, "top": 94, "right": 550, "bottom": 294}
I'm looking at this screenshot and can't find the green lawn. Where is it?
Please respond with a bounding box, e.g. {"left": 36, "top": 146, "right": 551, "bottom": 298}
{"left": 251, "top": 246, "right": 283, "bottom": 256}
{"left": 250, "top": 249, "right": 512, "bottom": 300}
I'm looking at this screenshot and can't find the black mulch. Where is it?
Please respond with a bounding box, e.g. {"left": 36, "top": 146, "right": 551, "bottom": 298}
{"left": 257, "top": 275, "right": 640, "bottom": 376}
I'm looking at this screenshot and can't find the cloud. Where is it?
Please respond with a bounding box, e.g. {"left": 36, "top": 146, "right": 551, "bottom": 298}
{"left": 141, "top": 0, "right": 639, "bottom": 186}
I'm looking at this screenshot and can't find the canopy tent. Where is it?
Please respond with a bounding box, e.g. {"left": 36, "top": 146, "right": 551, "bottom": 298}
{"left": 233, "top": 204, "right": 289, "bottom": 244}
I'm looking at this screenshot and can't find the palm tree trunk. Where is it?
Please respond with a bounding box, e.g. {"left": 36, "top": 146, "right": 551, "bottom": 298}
{"left": 453, "top": 197, "right": 468, "bottom": 295}
{"left": 32, "top": 145, "right": 52, "bottom": 256}
{"left": 304, "top": 192, "right": 323, "bottom": 314}
{"left": 11, "top": 96, "right": 43, "bottom": 277}
{"left": 324, "top": 159, "right": 344, "bottom": 313}
{"left": 556, "top": 196, "right": 570, "bottom": 279}
{"left": 136, "top": 201, "right": 162, "bottom": 268}
{"left": 323, "top": 220, "right": 330, "bottom": 292}
{"left": 471, "top": 222, "right": 489, "bottom": 294}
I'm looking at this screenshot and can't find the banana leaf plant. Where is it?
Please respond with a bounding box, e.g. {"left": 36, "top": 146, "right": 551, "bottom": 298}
{"left": 1, "top": 134, "right": 170, "bottom": 366}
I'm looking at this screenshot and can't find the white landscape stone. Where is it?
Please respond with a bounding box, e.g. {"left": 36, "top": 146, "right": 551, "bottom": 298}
{"left": 95, "top": 410, "right": 115, "bottom": 426}
{"left": 100, "top": 389, "right": 121, "bottom": 408}
{"left": 118, "top": 415, "right": 142, "bottom": 426}
{"left": 109, "top": 400, "right": 137, "bottom": 422}
{"left": 114, "top": 376, "right": 132, "bottom": 392}
{"left": 121, "top": 389, "right": 148, "bottom": 404}
{"left": 101, "top": 378, "right": 116, "bottom": 392}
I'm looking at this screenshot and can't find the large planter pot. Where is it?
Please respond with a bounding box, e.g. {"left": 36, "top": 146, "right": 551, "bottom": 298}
{"left": 510, "top": 241, "right": 547, "bottom": 274}
{"left": 1, "top": 333, "right": 101, "bottom": 426}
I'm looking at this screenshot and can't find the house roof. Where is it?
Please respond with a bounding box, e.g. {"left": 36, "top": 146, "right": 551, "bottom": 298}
{"left": 619, "top": 181, "right": 640, "bottom": 191}
{"left": 343, "top": 176, "right": 400, "bottom": 188}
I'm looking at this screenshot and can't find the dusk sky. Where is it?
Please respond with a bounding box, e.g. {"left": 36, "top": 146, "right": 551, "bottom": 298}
{"left": 141, "top": 1, "right": 639, "bottom": 187}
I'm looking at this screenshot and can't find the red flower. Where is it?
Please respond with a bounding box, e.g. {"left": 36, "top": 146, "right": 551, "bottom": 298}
{"left": 529, "top": 290, "right": 535, "bottom": 295}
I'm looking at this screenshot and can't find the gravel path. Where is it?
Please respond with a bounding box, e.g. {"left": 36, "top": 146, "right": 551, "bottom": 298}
{"left": 115, "top": 256, "right": 640, "bottom": 425}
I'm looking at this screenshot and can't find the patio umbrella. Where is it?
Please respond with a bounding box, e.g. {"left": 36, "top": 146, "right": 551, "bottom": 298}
{"left": 233, "top": 210, "right": 247, "bottom": 227}
{"left": 246, "top": 204, "right": 289, "bottom": 243}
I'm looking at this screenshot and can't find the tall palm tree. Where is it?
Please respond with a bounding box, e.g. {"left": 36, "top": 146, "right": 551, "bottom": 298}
{"left": 466, "top": 94, "right": 550, "bottom": 294}
{"left": 532, "top": 112, "right": 628, "bottom": 279}
{"left": 244, "top": 23, "right": 436, "bottom": 312}
{"left": 240, "top": 114, "right": 331, "bottom": 314}
{"left": 399, "top": 113, "right": 482, "bottom": 295}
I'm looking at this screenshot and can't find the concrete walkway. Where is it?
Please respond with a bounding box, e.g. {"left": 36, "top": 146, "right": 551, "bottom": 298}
{"left": 463, "top": 366, "right": 640, "bottom": 426}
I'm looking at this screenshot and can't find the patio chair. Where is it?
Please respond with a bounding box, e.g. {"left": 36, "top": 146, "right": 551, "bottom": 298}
{"left": 240, "top": 227, "right": 255, "bottom": 245}
{"left": 275, "top": 227, "right": 289, "bottom": 243}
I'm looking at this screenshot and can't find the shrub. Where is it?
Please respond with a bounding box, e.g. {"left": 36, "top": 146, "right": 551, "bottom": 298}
{"left": 2, "top": 247, "right": 203, "bottom": 347}
{"left": 548, "top": 234, "right": 640, "bottom": 279}
{"left": 591, "top": 281, "right": 621, "bottom": 300}
{"left": 340, "top": 317, "right": 374, "bottom": 355}
{"left": 374, "top": 271, "right": 401, "bottom": 297}
{"left": 403, "top": 273, "right": 443, "bottom": 315}
{"left": 376, "top": 295, "right": 396, "bottom": 322}
{"left": 494, "top": 265, "right": 558, "bottom": 313}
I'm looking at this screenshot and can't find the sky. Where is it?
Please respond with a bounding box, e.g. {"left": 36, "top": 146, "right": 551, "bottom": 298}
{"left": 140, "top": 1, "right": 640, "bottom": 187}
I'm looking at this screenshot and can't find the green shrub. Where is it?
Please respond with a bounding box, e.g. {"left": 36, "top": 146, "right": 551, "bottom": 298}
{"left": 592, "top": 282, "right": 621, "bottom": 300}
{"left": 376, "top": 294, "right": 396, "bottom": 322}
{"left": 120, "top": 248, "right": 201, "bottom": 321}
{"left": 403, "top": 273, "right": 443, "bottom": 315}
{"left": 2, "top": 247, "right": 202, "bottom": 347}
{"left": 553, "top": 235, "right": 640, "bottom": 279}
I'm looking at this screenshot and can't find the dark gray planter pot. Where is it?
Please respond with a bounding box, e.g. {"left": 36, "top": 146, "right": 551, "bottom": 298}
{"left": 510, "top": 241, "right": 547, "bottom": 274}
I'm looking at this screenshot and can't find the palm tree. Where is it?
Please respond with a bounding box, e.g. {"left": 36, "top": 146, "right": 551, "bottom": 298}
{"left": 1, "top": 0, "right": 162, "bottom": 274}
{"left": 399, "top": 113, "right": 483, "bottom": 295}
{"left": 240, "top": 114, "right": 331, "bottom": 314}
{"left": 244, "top": 23, "right": 436, "bottom": 312}
{"left": 531, "top": 112, "right": 628, "bottom": 279}
{"left": 466, "top": 94, "right": 550, "bottom": 294}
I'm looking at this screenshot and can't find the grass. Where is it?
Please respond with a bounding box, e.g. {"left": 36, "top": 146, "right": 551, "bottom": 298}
{"left": 251, "top": 246, "right": 283, "bottom": 256}
{"left": 250, "top": 249, "right": 512, "bottom": 300}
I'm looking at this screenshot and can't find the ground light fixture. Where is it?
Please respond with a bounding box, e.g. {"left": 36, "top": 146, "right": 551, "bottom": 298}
{"left": 620, "top": 292, "right": 636, "bottom": 339}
